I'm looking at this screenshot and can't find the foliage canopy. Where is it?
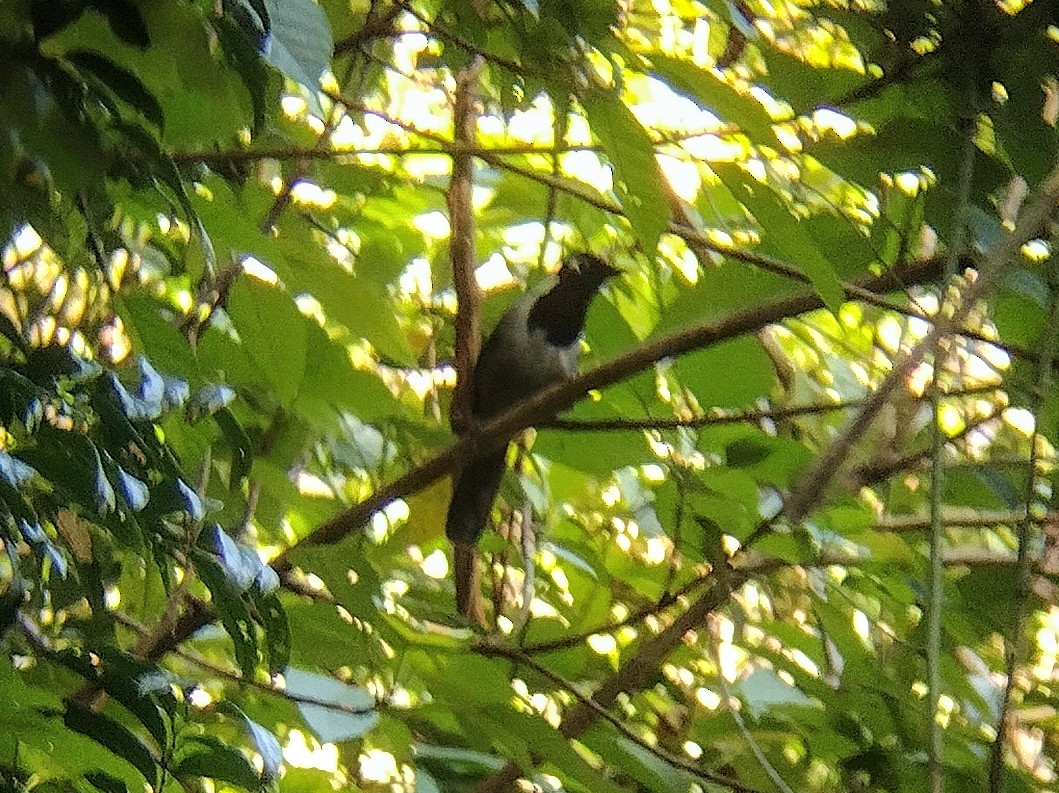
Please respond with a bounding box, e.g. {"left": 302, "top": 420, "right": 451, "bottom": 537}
{"left": 2, "top": 1, "right": 1059, "bottom": 792}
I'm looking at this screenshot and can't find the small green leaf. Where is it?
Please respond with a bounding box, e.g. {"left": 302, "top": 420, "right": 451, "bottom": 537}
{"left": 85, "top": 771, "right": 133, "bottom": 793}
{"left": 582, "top": 90, "right": 668, "bottom": 257}
{"left": 257, "top": 591, "right": 289, "bottom": 672}
{"left": 726, "top": 437, "right": 774, "bottom": 467}
{"left": 175, "top": 735, "right": 260, "bottom": 788}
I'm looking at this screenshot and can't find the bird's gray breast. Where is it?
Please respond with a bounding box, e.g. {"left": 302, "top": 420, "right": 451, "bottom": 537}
{"left": 473, "top": 293, "right": 580, "bottom": 417}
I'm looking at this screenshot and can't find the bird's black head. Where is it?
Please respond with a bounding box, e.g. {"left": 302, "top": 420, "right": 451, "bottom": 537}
{"left": 557, "top": 252, "right": 620, "bottom": 290}
{"left": 527, "top": 252, "right": 619, "bottom": 347}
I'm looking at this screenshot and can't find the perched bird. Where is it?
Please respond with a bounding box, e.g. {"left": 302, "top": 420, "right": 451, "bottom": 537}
{"left": 446, "top": 252, "right": 619, "bottom": 617}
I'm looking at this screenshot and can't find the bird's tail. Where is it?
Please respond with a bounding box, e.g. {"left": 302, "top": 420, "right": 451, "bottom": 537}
{"left": 445, "top": 449, "right": 507, "bottom": 545}
{"left": 446, "top": 449, "right": 507, "bottom": 622}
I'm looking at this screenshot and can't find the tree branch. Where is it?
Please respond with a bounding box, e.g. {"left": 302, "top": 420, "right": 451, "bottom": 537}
{"left": 774, "top": 161, "right": 1059, "bottom": 529}
{"left": 285, "top": 257, "right": 947, "bottom": 553}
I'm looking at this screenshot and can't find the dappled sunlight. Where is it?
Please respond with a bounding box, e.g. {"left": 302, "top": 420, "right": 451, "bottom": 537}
{"left": 3, "top": 0, "right": 1058, "bottom": 791}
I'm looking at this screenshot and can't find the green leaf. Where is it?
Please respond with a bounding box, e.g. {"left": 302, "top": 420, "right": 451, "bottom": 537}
{"left": 21, "top": 428, "right": 115, "bottom": 515}
{"left": 257, "top": 591, "right": 291, "bottom": 673}
{"left": 675, "top": 336, "right": 777, "bottom": 409}
{"left": 196, "top": 552, "right": 260, "bottom": 678}
{"left": 269, "top": 217, "right": 415, "bottom": 365}
{"left": 64, "top": 703, "right": 160, "bottom": 786}
{"left": 285, "top": 667, "right": 379, "bottom": 742}
{"left": 582, "top": 729, "right": 697, "bottom": 793}
{"left": 759, "top": 47, "right": 866, "bottom": 112}
{"left": 174, "top": 734, "right": 260, "bottom": 788}
{"left": 713, "top": 166, "right": 845, "bottom": 312}
{"left": 85, "top": 772, "right": 133, "bottom": 793}
{"left": 582, "top": 90, "right": 668, "bottom": 257}
{"left": 956, "top": 568, "right": 1021, "bottom": 643}
{"left": 295, "top": 321, "right": 401, "bottom": 423}
{"left": 649, "top": 53, "right": 776, "bottom": 142}
{"left": 67, "top": 52, "right": 163, "bottom": 127}
{"left": 41, "top": 4, "right": 255, "bottom": 147}
{"left": 227, "top": 277, "right": 308, "bottom": 406}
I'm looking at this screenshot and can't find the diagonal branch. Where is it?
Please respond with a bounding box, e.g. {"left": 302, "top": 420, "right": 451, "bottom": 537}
{"left": 776, "top": 162, "right": 1059, "bottom": 528}
{"left": 136, "top": 256, "right": 950, "bottom": 669}
{"left": 287, "top": 256, "right": 947, "bottom": 552}
{"left": 465, "top": 161, "right": 1059, "bottom": 793}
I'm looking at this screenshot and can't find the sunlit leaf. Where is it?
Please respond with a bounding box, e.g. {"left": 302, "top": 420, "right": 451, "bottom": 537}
{"left": 582, "top": 90, "right": 668, "bottom": 257}
{"left": 285, "top": 667, "right": 379, "bottom": 742}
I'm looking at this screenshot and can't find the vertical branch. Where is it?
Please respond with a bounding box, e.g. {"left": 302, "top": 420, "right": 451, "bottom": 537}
{"left": 927, "top": 110, "right": 977, "bottom": 793}
{"left": 448, "top": 57, "right": 487, "bottom": 626}
{"left": 988, "top": 260, "right": 1059, "bottom": 792}
{"left": 448, "top": 57, "right": 485, "bottom": 433}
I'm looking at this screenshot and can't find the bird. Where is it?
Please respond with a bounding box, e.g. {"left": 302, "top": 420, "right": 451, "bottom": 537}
{"left": 446, "top": 252, "right": 619, "bottom": 618}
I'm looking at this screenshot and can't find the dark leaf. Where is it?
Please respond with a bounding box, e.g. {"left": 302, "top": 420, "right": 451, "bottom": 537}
{"left": 214, "top": 408, "right": 253, "bottom": 484}
{"left": 53, "top": 649, "right": 172, "bottom": 748}
{"left": 175, "top": 735, "right": 260, "bottom": 788}
{"left": 32, "top": 0, "right": 86, "bottom": 38}
{"left": 196, "top": 553, "right": 260, "bottom": 677}
{"left": 90, "top": 0, "right": 150, "bottom": 47}
{"left": 0, "top": 313, "right": 29, "bottom": 357}
{"left": 85, "top": 772, "right": 132, "bottom": 793}
{"left": 67, "top": 52, "right": 162, "bottom": 127}
{"left": 64, "top": 702, "right": 160, "bottom": 786}
{"left": 726, "top": 437, "right": 774, "bottom": 467}
{"left": 25, "top": 345, "right": 102, "bottom": 384}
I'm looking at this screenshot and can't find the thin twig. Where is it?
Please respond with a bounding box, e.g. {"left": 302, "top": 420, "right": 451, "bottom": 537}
{"left": 707, "top": 623, "right": 796, "bottom": 793}
{"left": 512, "top": 649, "right": 764, "bottom": 793}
